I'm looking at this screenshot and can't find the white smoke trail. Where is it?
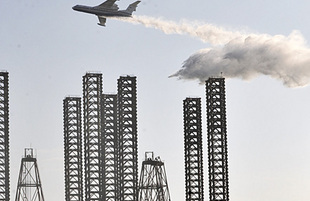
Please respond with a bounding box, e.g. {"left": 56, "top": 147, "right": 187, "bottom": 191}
{"left": 121, "top": 15, "right": 245, "bottom": 45}
{"left": 121, "top": 16, "right": 310, "bottom": 87}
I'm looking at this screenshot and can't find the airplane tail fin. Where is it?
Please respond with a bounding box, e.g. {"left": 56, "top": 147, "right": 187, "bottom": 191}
{"left": 124, "top": 1, "right": 141, "bottom": 14}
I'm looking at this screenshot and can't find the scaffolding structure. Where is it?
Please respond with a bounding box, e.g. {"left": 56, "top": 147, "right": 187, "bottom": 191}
{"left": 183, "top": 98, "right": 204, "bottom": 201}
{"left": 83, "top": 73, "right": 103, "bottom": 201}
{"left": 117, "top": 76, "right": 138, "bottom": 201}
{"left": 63, "top": 97, "right": 83, "bottom": 201}
{"left": 63, "top": 74, "right": 139, "bottom": 201}
{"left": 15, "top": 148, "right": 44, "bottom": 201}
{"left": 0, "top": 72, "right": 9, "bottom": 201}
{"left": 139, "top": 152, "right": 171, "bottom": 201}
{"left": 101, "top": 94, "right": 118, "bottom": 201}
{"left": 206, "top": 78, "right": 229, "bottom": 201}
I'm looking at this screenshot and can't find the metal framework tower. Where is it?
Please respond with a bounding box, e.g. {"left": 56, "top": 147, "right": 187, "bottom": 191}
{"left": 117, "top": 76, "right": 138, "bottom": 201}
{"left": 0, "top": 72, "right": 9, "bottom": 201}
{"left": 63, "top": 97, "right": 83, "bottom": 201}
{"left": 206, "top": 78, "right": 229, "bottom": 201}
{"left": 15, "top": 148, "right": 44, "bottom": 201}
{"left": 101, "top": 94, "right": 118, "bottom": 201}
{"left": 83, "top": 73, "right": 103, "bottom": 201}
{"left": 138, "top": 152, "right": 171, "bottom": 201}
{"left": 183, "top": 98, "right": 204, "bottom": 201}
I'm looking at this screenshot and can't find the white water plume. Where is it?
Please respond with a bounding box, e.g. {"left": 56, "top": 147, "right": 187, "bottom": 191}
{"left": 121, "top": 16, "right": 310, "bottom": 87}
{"left": 121, "top": 15, "right": 244, "bottom": 45}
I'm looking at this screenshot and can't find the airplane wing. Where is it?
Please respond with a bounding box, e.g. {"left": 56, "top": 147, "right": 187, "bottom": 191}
{"left": 97, "top": 0, "right": 118, "bottom": 9}
{"left": 97, "top": 16, "right": 107, "bottom": 26}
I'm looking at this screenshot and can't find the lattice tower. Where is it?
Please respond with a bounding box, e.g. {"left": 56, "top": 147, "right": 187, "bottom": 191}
{"left": 0, "top": 72, "right": 9, "bottom": 201}
{"left": 139, "top": 152, "right": 171, "bottom": 201}
{"left": 206, "top": 78, "right": 229, "bottom": 201}
{"left": 0, "top": 72, "right": 10, "bottom": 201}
{"left": 117, "top": 76, "right": 138, "bottom": 201}
{"left": 183, "top": 98, "right": 204, "bottom": 201}
{"left": 101, "top": 94, "right": 118, "bottom": 201}
{"left": 83, "top": 73, "right": 103, "bottom": 201}
{"left": 63, "top": 97, "right": 83, "bottom": 201}
{"left": 15, "top": 148, "right": 44, "bottom": 201}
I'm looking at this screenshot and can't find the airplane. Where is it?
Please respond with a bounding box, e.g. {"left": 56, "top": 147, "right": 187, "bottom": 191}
{"left": 72, "top": 0, "right": 141, "bottom": 26}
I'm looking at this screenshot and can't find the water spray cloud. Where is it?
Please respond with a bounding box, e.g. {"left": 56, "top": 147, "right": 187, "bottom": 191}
{"left": 121, "top": 16, "right": 310, "bottom": 87}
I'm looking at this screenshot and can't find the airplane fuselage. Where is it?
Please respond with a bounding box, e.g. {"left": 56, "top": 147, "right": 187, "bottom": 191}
{"left": 73, "top": 5, "right": 132, "bottom": 17}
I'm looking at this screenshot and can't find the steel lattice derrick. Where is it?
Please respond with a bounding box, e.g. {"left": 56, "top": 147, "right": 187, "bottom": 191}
{"left": 0, "top": 72, "right": 9, "bottom": 201}
{"left": 206, "top": 78, "right": 229, "bottom": 201}
{"left": 63, "top": 97, "right": 83, "bottom": 201}
{"left": 15, "top": 148, "right": 45, "bottom": 201}
{"left": 183, "top": 98, "right": 204, "bottom": 201}
{"left": 83, "top": 73, "right": 103, "bottom": 201}
{"left": 138, "top": 152, "right": 171, "bottom": 201}
{"left": 101, "top": 94, "right": 118, "bottom": 201}
{"left": 117, "top": 76, "right": 138, "bottom": 201}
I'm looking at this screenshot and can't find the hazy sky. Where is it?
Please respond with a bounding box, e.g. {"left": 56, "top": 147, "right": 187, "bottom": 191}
{"left": 1, "top": 0, "right": 310, "bottom": 200}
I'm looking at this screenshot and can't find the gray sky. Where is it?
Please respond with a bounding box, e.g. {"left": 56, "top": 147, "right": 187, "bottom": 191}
{"left": 1, "top": 0, "right": 310, "bottom": 200}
